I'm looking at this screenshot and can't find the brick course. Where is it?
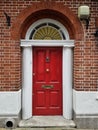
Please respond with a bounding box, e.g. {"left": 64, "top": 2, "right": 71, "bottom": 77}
{"left": 0, "top": 0, "right": 98, "bottom": 91}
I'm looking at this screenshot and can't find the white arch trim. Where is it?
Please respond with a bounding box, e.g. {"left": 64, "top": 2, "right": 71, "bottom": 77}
{"left": 25, "top": 19, "right": 70, "bottom": 40}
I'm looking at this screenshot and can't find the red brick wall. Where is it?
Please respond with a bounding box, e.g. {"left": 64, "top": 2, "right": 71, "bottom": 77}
{"left": 0, "top": 0, "right": 98, "bottom": 91}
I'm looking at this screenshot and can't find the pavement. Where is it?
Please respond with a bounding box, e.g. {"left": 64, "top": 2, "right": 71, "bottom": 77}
{"left": 1, "top": 116, "right": 98, "bottom": 130}
{"left": 0, "top": 128, "right": 98, "bottom": 130}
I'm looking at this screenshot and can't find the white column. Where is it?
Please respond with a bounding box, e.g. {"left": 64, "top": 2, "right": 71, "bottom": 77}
{"left": 63, "top": 46, "right": 73, "bottom": 119}
{"left": 22, "top": 46, "right": 32, "bottom": 119}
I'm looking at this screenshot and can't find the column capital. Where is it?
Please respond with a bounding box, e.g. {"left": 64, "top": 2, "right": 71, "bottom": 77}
{"left": 63, "top": 45, "right": 74, "bottom": 48}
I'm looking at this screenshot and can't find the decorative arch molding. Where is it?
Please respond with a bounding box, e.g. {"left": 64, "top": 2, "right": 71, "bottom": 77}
{"left": 25, "top": 18, "right": 70, "bottom": 40}
{"left": 11, "top": 1, "right": 83, "bottom": 41}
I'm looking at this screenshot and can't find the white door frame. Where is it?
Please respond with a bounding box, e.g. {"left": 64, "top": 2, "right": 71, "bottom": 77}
{"left": 21, "top": 40, "right": 74, "bottom": 120}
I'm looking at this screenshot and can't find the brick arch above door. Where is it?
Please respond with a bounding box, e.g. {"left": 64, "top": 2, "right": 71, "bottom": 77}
{"left": 11, "top": 1, "right": 83, "bottom": 41}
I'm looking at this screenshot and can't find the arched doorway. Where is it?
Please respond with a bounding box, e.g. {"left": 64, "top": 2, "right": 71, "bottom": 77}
{"left": 21, "top": 18, "right": 74, "bottom": 119}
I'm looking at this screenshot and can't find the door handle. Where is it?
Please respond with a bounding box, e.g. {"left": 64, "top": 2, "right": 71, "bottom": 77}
{"left": 42, "top": 85, "right": 54, "bottom": 89}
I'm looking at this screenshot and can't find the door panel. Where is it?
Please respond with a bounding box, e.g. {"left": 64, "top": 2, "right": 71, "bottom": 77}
{"left": 50, "top": 91, "right": 59, "bottom": 106}
{"left": 36, "top": 91, "right": 46, "bottom": 107}
{"left": 36, "top": 50, "right": 46, "bottom": 81}
{"left": 33, "top": 47, "right": 62, "bottom": 115}
{"left": 50, "top": 50, "right": 60, "bottom": 81}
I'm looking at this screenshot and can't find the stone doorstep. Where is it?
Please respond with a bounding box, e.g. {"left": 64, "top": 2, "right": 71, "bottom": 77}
{"left": 18, "top": 116, "right": 76, "bottom": 128}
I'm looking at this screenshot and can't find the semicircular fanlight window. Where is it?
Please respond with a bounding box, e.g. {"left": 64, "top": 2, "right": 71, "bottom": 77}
{"left": 29, "top": 22, "right": 66, "bottom": 40}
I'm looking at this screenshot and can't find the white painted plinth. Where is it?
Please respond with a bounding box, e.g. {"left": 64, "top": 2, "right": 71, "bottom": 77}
{"left": 0, "top": 90, "right": 21, "bottom": 116}
{"left": 73, "top": 89, "right": 98, "bottom": 116}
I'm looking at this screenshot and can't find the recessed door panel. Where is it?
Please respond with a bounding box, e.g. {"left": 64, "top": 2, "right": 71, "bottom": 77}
{"left": 50, "top": 91, "right": 59, "bottom": 107}
{"left": 36, "top": 50, "right": 46, "bottom": 81}
{"left": 36, "top": 91, "right": 46, "bottom": 107}
{"left": 50, "top": 50, "right": 59, "bottom": 81}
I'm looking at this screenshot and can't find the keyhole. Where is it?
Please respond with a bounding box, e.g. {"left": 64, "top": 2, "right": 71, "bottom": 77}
{"left": 46, "top": 57, "right": 50, "bottom": 62}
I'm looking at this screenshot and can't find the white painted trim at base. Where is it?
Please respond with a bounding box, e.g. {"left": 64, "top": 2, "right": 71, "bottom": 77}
{"left": 73, "top": 89, "right": 98, "bottom": 115}
{"left": 0, "top": 90, "right": 21, "bottom": 116}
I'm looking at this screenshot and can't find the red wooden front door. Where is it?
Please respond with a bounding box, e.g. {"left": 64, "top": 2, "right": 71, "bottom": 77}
{"left": 33, "top": 47, "right": 62, "bottom": 115}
